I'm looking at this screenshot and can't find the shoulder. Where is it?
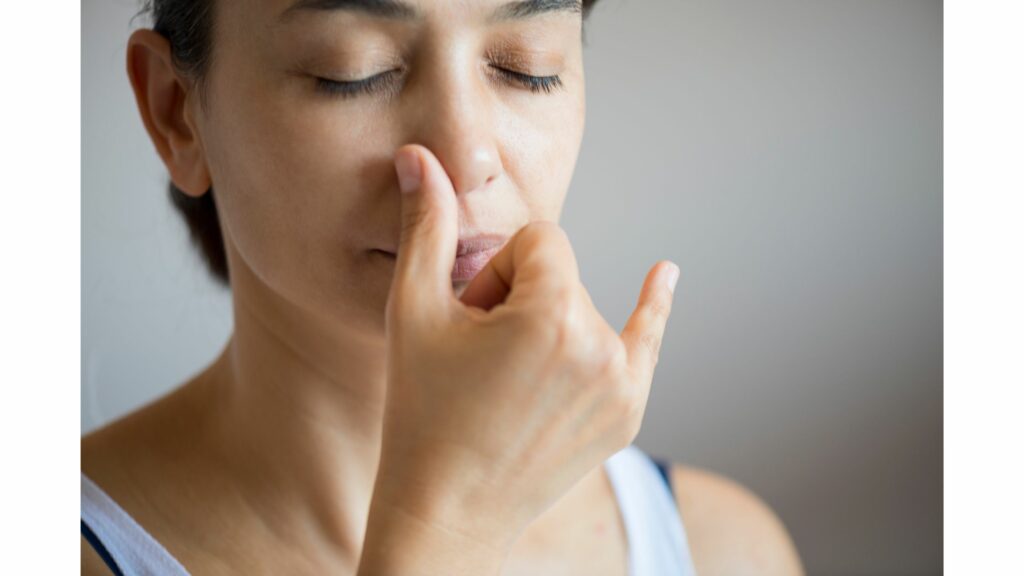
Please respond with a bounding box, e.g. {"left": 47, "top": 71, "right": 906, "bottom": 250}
{"left": 81, "top": 419, "right": 128, "bottom": 576}
{"left": 668, "top": 463, "right": 804, "bottom": 576}
{"left": 80, "top": 383, "right": 206, "bottom": 574}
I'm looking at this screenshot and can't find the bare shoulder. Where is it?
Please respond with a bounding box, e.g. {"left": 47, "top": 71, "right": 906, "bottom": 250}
{"left": 668, "top": 463, "right": 804, "bottom": 576}
{"left": 80, "top": 380, "right": 211, "bottom": 576}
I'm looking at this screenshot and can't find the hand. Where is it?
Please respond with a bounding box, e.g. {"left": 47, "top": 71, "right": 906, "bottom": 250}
{"left": 361, "top": 144, "right": 680, "bottom": 573}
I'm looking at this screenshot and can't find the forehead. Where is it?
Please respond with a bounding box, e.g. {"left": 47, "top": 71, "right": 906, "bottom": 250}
{"left": 211, "top": 0, "right": 585, "bottom": 70}
{"left": 270, "top": 0, "right": 583, "bottom": 25}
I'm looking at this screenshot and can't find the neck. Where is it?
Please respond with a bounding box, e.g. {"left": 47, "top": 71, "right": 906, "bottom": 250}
{"left": 199, "top": 261, "right": 390, "bottom": 558}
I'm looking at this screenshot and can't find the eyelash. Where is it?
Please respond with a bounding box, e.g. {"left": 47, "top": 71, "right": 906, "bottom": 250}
{"left": 313, "top": 66, "right": 563, "bottom": 99}
{"left": 490, "top": 66, "right": 564, "bottom": 94}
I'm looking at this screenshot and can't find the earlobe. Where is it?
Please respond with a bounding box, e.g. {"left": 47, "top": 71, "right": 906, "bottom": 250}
{"left": 125, "top": 28, "right": 211, "bottom": 198}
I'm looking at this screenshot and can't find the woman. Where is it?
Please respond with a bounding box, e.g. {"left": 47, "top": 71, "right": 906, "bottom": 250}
{"left": 82, "top": 0, "right": 804, "bottom": 574}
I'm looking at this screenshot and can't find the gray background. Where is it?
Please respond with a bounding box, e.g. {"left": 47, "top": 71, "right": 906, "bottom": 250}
{"left": 82, "top": 1, "right": 942, "bottom": 574}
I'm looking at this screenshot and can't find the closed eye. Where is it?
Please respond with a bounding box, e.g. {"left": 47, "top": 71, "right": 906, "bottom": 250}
{"left": 314, "top": 69, "right": 402, "bottom": 99}
{"left": 313, "top": 66, "right": 564, "bottom": 99}
{"left": 489, "top": 65, "right": 564, "bottom": 94}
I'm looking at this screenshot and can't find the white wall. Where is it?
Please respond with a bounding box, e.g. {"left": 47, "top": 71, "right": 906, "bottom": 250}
{"left": 82, "top": 1, "right": 942, "bottom": 574}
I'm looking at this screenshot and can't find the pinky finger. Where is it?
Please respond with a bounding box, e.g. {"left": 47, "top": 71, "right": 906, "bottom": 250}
{"left": 620, "top": 261, "right": 680, "bottom": 385}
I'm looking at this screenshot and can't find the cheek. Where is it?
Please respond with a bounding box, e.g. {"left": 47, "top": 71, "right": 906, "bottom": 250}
{"left": 201, "top": 82, "right": 394, "bottom": 305}
{"left": 500, "top": 97, "right": 584, "bottom": 219}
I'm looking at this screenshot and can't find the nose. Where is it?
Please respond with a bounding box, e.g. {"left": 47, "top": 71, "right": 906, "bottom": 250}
{"left": 403, "top": 61, "right": 503, "bottom": 195}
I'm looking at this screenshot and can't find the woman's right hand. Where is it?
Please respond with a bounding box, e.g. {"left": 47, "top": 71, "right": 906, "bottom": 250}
{"left": 358, "top": 144, "right": 679, "bottom": 575}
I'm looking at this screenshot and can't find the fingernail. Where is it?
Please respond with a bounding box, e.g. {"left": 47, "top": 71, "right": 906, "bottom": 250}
{"left": 395, "top": 149, "right": 421, "bottom": 195}
{"left": 664, "top": 263, "right": 680, "bottom": 294}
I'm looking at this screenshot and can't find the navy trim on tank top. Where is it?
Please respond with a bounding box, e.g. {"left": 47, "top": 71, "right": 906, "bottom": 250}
{"left": 649, "top": 455, "right": 675, "bottom": 497}
{"left": 81, "top": 519, "right": 125, "bottom": 576}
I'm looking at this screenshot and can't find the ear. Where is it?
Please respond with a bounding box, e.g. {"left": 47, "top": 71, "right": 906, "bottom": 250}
{"left": 125, "top": 29, "right": 212, "bottom": 198}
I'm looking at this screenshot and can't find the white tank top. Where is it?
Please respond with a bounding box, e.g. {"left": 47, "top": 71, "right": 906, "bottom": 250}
{"left": 81, "top": 444, "right": 698, "bottom": 575}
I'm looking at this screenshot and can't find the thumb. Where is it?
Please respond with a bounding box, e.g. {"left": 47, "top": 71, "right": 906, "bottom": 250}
{"left": 388, "top": 144, "right": 459, "bottom": 329}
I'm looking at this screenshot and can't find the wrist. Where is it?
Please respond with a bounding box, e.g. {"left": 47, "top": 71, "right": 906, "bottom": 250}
{"left": 358, "top": 493, "right": 512, "bottom": 576}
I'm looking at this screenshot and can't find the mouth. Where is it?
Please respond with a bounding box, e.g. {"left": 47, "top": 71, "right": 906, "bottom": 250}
{"left": 375, "top": 233, "right": 509, "bottom": 282}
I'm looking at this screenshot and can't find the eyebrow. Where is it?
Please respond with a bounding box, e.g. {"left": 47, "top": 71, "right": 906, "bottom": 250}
{"left": 278, "top": 0, "right": 582, "bottom": 23}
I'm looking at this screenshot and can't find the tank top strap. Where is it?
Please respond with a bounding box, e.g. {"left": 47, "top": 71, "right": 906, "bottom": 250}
{"left": 81, "top": 517, "right": 125, "bottom": 575}
{"left": 81, "top": 472, "right": 191, "bottom": 576}
{"left": 603, "top": 444, "right": 699, "bottom": 576}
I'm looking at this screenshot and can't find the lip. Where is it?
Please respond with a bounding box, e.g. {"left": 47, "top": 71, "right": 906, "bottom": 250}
{"left": 376, "top": 233, "right": 509, "bottom": 282}
{"left": 455, "top": 234, "right": 508, "bottom": 256}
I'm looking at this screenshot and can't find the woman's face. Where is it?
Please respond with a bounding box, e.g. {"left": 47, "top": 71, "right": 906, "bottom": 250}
{"left": 194, "top": 0, "right": 586, "bottom": 334}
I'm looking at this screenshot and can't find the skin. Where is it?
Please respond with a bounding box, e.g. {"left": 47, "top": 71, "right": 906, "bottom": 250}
{"left": 82, "top": 0, "right": 804, "bottom": 574}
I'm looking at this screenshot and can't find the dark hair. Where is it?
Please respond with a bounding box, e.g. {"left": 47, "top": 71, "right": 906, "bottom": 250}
{"left": 138, "top": 0, "right": 602, "bottom": 287}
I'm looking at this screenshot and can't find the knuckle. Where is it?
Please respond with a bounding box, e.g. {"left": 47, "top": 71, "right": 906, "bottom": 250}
{"left": 549, "top": 284, "right": 577, "bottom": 321}
{"left": 522, "top": 220, "right": 565, "bottom": 242}
{"left": 523, "top": 285, "right": 574, "bottom": 341}
{"left": 518, "top": 221, "right": 579, "bottom": 282}
{"left": 550, "top": 316, "right": 575, "bottom": 357}
{"left": 522, "top": 221, "right": 572, "bottom": 257}
{"left": 543, "top": 222, "right": 571, "bottom": 246}
{"left": 517, "top": 221, "right": 546, "bottom": 248}
{"left": 551, "top": 289, "right": 586, "bottom": 354}
{"left": 638, "top": 332, "right": 662, "bottom": 364}
{"left": 646, "top": 296, "right": 672, "bottom": 323}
